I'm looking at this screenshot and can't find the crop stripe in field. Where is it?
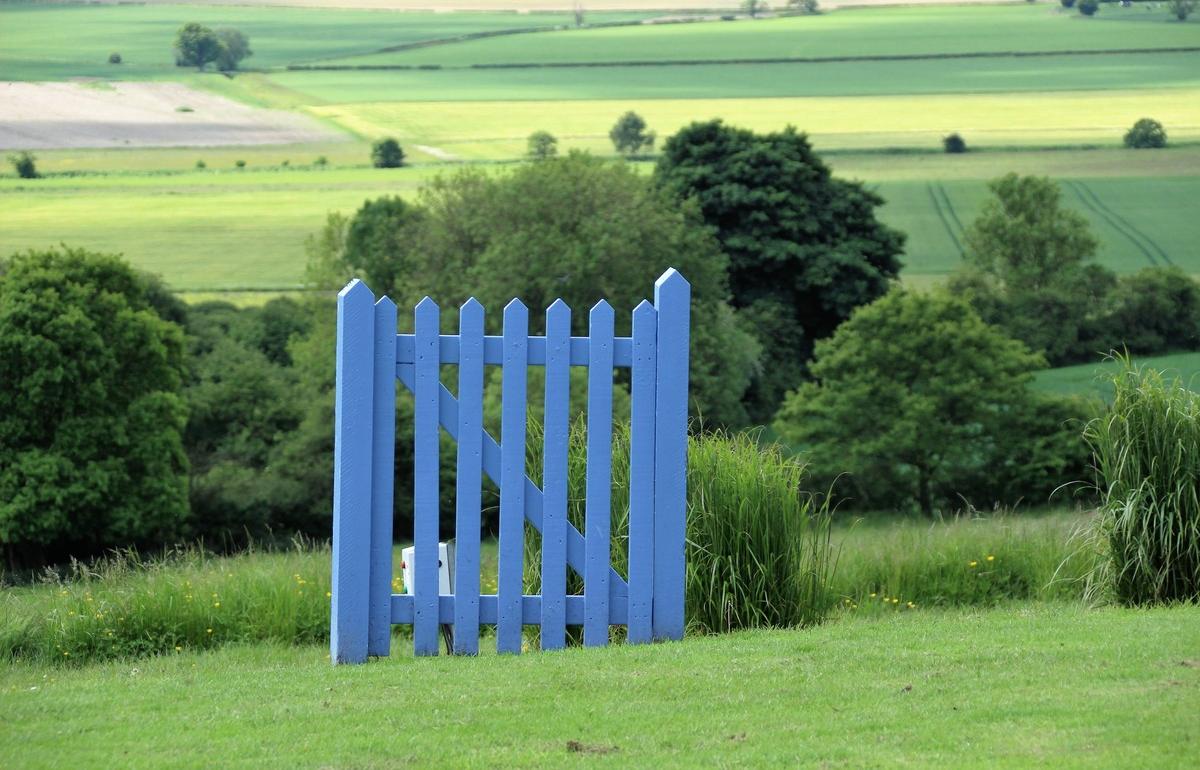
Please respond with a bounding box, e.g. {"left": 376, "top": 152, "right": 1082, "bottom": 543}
{"left": 1072, "top": 180, "right": 1174, "bottom": 267}
{"left": 1066, "top": 181, "right": 1162, "bottom": 268}
{"left": 927, "top": 183, "right": 964, "bottom": 258}
{"left": 935, "top": 183, "right": 966, "bottom": 236}
{"left": 286, "top": 46, "right": 1200, "bottom": 72}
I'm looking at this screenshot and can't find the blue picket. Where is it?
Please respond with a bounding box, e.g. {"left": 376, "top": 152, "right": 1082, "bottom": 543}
{"left": 627, "top": 301, "right": 657, "bottom": 644}
{"left": 453, "top": 298, "right": 485, "bottom": 655}
{"left": 498, "top": 299, "right": 528, "bottom": 654}
{"left": 413, "top": 297, "right": 441, "bottom": 656}
{"left": 584, "top": 300, "right": 614, "bottom": 647}
{"left": 368, "top": 296, "right": 397, "bottom": 657}
{"left": 652, "top": 269, "right": 691, "bottom": 642}
{"left": 540, "top": 299, "right": 571, "bottom": 651}
{"left": 331, "top": 280, "right": 375, "bottom": 665}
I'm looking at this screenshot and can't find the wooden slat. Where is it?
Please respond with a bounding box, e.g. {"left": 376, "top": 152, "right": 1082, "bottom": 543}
{"left": 652, "top": 269, "right": 691, "bottom": 642}
{"left": 452, "top": 298, "right": 485, "bottom": 655}
{"left": 413, "top": 296, "right": 441, "bottom": 656}
{"left": 397, "top": 335, "right": 633, "bottom": 368}
{"left": 395, "top": 366, "right": 630, "bottom": 601}
{"left": 368, "top": 296, "right": 397, "bottom": 657}
{"left": 540, "top": 299, "right": 571, "bottom": 651}
{"left": 392, "top": 594, "right": 629, "bottom": 626}
{"left": 331, "top": 280, "right": 375, "bottom": 665}
{"left": 584, "top": 300, "right": 614, "bottom": 648}
{"left": 627, "top": 300, "right": 657, "bottom": 644}
{"left": 497, "top": 300, "right": 528, "bottom": 654}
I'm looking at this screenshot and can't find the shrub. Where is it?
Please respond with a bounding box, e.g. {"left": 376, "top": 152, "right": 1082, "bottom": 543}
{"left": 1083, "top": 358, "right": 1200, "bottom": 605}
{"left": 235, "top": 159, "right": 246, "bottom": 168}
{"left": 1168, "top": 0, "right": 1196, "bottom": 21}
{"left": 195, "top": 159, "right": 206, "bottom": 169}
{"left": 1078, "top": 0, "right": 1099, "bottom": 15}
{"left": 108, "top": 52, "right": 122, "bottom": 64}
{"left": 371, "top": 137, "right": 405, "bottom": 168}
{"left": 314, "top": 155, "right": 328, "bottom": 168}
{"left": 7, "top": 151, "right": 37, "bottom": 179}
{"left": 1102, "top": 267, "right": 1200, "bottom": 353}
{"left": 609, "top": 111, "right": 655, "bottom": 156}
{"left": 527, "top": 130, "right": 558, "bottom": 160}
{"left": 1060, "top": 0, "right": 1076, "bottom": 7}
{"left": 1123, "top": 118, "right": 1167, "bottom": 149}
{"left": 942, "top": 132, "right": 967, "bottom": 153}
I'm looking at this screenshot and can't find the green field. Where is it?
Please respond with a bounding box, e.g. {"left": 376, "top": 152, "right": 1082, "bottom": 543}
{"left": 326, "top": 5, "right": 1200, "bottom": 67}
{"left": 3, "top": 603, "right": 1198, "bottom": 767}
{"left": 1034, "top": 351, "right": 1200, "bottom": 400}
{"left": 0, "top": 3, "right": 653, "bottom": 80}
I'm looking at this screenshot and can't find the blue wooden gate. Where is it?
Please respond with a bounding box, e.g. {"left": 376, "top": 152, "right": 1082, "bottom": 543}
{"left": 331, "top": 269, "right": 690, "bottom": 662}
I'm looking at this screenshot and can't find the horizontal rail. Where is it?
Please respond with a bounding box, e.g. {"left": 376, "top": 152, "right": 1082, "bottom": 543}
{"left": 397, "top": 334, "right": 633, "bottom": 368}
{"left": 392, "top": 594, "right": 628, "bottom": 626}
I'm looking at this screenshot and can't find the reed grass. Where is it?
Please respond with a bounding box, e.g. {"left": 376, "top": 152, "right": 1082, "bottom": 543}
{"left": 1083, "top": 356, "right": 1200, "bottom": 604}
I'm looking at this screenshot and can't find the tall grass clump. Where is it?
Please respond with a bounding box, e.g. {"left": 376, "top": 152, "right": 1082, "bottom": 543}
{"left": 0, "top": 541, "right": 330, "bottom": 666}
{"left": 686, "top": 431, "right": 835, "bottom": 632}
{"left": 1083, "top": 358, "right": 1200, "bottom": 604}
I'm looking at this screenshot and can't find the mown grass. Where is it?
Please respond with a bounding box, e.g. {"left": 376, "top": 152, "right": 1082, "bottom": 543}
{"left": 327, "top": 4, "right": 1200, "bottom": 67}
{"left": 3, "top": 603, "right": 1198, "bottom": 768}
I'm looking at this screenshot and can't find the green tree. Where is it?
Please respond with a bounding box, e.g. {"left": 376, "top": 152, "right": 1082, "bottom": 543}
{"left": 1124, "top": 118, "right": 1167, "bottom": 149}
{"left": 774, "top": 290, "right": 1052, "bottom": 515}
{"left": 371, "top": 138, "right": 405, "bottom": 168}
{"left": 214, "top": 28, "right": 252, "bottom": 72}
{"left": 654, "top": 120, "right": 905, "bottom": 420}
{"left": 0, "top": 247, "right": 189, "bottom": 566}
{"left": 609, "top": 111, "right": 656, "bottom": 156}
{"left": 1078, "top": 0, "right": 1099, "bottom": 15}
{"left": 1168, "top": 0, "right": 1196, "bottom": 20}
{"left": 7, "top": 151, "right": 37, "bottom": 179}
{"left": 742, "top": 0, "right": 768, "bottom": 17}
{"left": 527, "top": 130, "right": 559, "bottom": 160}
{"left": 174, "top": 22, "right": 222, "bottom": 70}
{"left": 1103, "top": 267, "right": 1200, "bottom": 354}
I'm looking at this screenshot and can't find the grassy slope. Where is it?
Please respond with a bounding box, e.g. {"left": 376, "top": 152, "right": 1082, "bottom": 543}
{"left": 3, "top": 150, "right": 1197, "bottom": 291}
{"left": 328, "top": 5, "right": 1200, "bottom": 66}
{"left": 0, "top": 3, "right": 651, "bottom": 80}
{"left": 1034, "top": 351, "right": 1200, "bottom": 400}
{"left": 3, "top": 604, "right": 1198, "bottom": 768}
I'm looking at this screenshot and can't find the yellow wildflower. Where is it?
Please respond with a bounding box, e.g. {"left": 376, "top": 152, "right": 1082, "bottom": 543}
{"left": 986, "top": 555, "right": 995, "bottom": 562}
{"left": 969, "top": 561, "right": 978, "bottom": 568}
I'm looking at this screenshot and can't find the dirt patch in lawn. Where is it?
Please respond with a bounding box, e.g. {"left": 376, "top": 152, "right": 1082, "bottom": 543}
{"left": 0, "top": 81, "right": 341, "bottom": 150}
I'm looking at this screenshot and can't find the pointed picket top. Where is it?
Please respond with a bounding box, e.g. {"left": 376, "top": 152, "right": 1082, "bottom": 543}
{"left": 590, "top": 298, "right": 614, "bottom": 322}
{"left": 460, "top": 297, "right": 484, "bottom": 328}
{"left": 632, "top": 299, "right": 656, "bottom": 321}
{"left": 504, "top": 297, "right": 528, "bottom": 321}
{"left": 415, "top": 296, "right": 439, "bottom": 315}
{"left": 654, "top": 268, "right": 690, "bottom": 298}
{"left": 339, "top": 278, "right": 374, "bottom": 302}
{"left": 460, "top": 296, "right": 484, "bottom": 313}
{"left": 546, "top": 297, "right": 571, "bottom": 317}
{"left": 374, "top": 294, "right": 396, "bottom": 314}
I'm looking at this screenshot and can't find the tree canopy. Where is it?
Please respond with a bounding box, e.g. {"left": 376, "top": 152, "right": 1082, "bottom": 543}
{"left": 0, "top": 247, "right": 189, "bottom": 566}
{"left": 655, "top": 120, "right": 905, "bottom": 420}
{"left": 174, "top": 23, "right": 223, "bottom": 70}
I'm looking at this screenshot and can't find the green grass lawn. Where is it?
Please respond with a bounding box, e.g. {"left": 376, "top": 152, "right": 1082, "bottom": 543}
{"left": 1034, "top": 351, "right": 1200, "bottom": 400}
{"left": 327, "top": 5, "right": 1200, "bottom": 67}
{"left": 3, "top": 603, "right": 1197, "bottom": 767}
{"left": 0, "top": 2, "right": 651, "bottom": 80}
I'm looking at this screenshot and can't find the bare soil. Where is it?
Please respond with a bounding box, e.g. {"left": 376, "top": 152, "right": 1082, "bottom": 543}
{"left": 0, "top": 81, "right": 341, "bottom": 150}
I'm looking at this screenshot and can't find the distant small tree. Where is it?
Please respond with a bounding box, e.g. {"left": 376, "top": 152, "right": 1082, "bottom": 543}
{"left": 371, "top": 138, "right": 405, "bottom": 168}
{"left": 1060, "top": 0, "right": 1076, "bottom": 7}
{"left": 108, "top": 52, "right": 122, "bottom": 64}
{"left": 1078, "top": 0, "right": 1099, "bottom": 15}
{"left": 609, "top": 111, "right": 656, "bottom": 156}
{"left": 1124, "top": 118, "right": 1167, "bottom": 149}
{"left": 174, "top": 22, "right": 222, "bottom": 70}
{"left": 314, "top": 155, "right": 329, "bottom": 168}
{"left": 195, "top": 159, "right": 206, "bottom": 169}
{"left": 527, "top": 131, "right": 559, "bottom": 160}
{"left": 743, "top": 0, "right": 768, "bottom": 16}
{"left": 1167, "top": 0, "right": 1196, "bottom": 21}
{"left": 943, "top": 133, "right": 967, "bottom": 154}
{"left": 787, "top": 0, "right": 818, "bottom": 12}
{"left": 235, "top": 159, "right": 246, "bottom": 169}
{"left": 7, "top": 151, "right": 38, "bottom": 179}
{"left": 214, "top": 28, "right": 252, "bottom": 72}
{"left": 573, "top": 0, "right": 586, "bottom": 27}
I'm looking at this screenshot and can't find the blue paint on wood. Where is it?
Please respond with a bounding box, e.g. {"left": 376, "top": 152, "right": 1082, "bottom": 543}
{"left": 331, "top": 280, "right": 375, "bottom": 665}
{"left": 627, "top": 300, "right": 657, "bottom": 644}
{"left": 540, "top": 299, "right": 571, "bottom": 651}
{"left": 652, "top": 269, "right": 691, "bottom": 641}
{"left": 413, "top": 296, "right": 441, "bottom": 656}
{"left": 393, "top": 593, "right": 629, "bottom": 626}
{"left": 396, "top": 335, "right": 634, "bottom": 368}
{"left": 395, "top": 364, "right": 630, "bottom": 602}
{"left": 584, "top": 300, "right": 614, "bottom": 648}
{"left": 368, "top": 296, "right": 397, "bottom": 657}
{"left": 498, "top": 299, "right": 528, "bottom": 654}
{"left": 453, "top": 298, "right": 484, "bottom": 655}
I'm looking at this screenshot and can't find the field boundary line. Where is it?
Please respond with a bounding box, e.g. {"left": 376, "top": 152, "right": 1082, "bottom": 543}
{"left": 1072, "top": 180, "right": 1174, "bottom": 267}
{"left": 289, "top": 46, "right": 1200, "bottom": 71}
{"left": 1065, "top": 180, "right": 1160, "bottom": 268}
{"left": 935, "top": 182, "right": 965, "bottom": 236}
{"left": 927, "top": 183, "right": 964, "bottom": 259}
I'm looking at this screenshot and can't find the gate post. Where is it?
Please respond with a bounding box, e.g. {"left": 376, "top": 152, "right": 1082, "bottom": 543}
{"left": 652, "top": 269, "right": 690, "bottom": 641}
{"left": 331, "top": 280, "right": 376, "bottom": 664}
